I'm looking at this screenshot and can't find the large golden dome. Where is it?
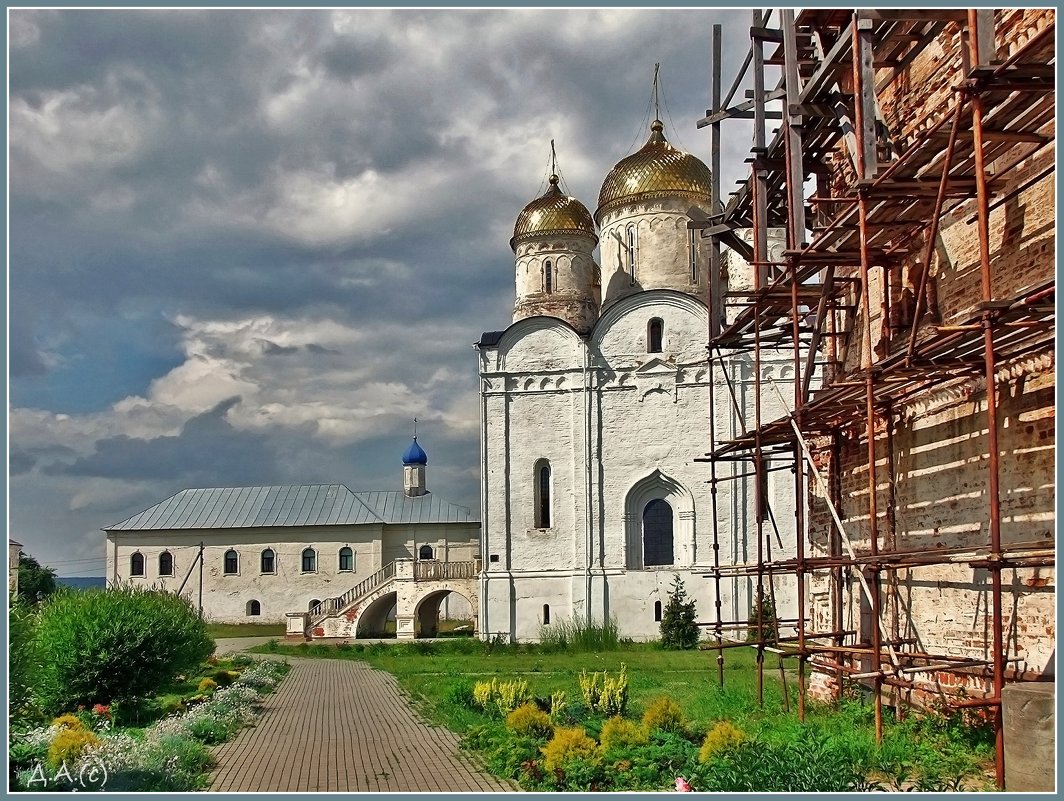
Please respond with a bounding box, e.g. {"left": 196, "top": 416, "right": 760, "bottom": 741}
{"left": 511, "top": 175, "right": 598, "bottom": 251}
{"left": 595, "top": 120, "right": 713, "bottom": 223}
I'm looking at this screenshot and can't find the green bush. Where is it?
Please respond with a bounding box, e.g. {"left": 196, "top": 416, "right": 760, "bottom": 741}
{"left": 9, "top": 599, "right": 38, "bottom": 723}
{"left": 641, "top": 697, "right": 687, "bottom": 734}
{"left": 506, "top": 703, "right": 553, "bottom": 739}
{"left": 747, "top": 595, "right": 778, "bottom": 644}
{"left": 660, "top": 575, "right": 699, "bottom": 649}
{"left": 47, "top": 727, "right": 100, "bottom": 768}
{"left": 197, "top": 677, "right": 218, "bottom": 694}
{"left": 212, "top": 669, "right": 239, "bottom": 687}
{"left": 578, "top": 664, "right": 629, "bottom": 716}
{"left": 699, "top": 720, "right": 747, "bottom": 761}
{"left": 32, "top": 586, "right": 214, "bottom": 714}
{"left": 541, "top": 726, "right": 601, "bottom": 772}
{"left": 599, "top": 715, "right": 647, "bottom": 753}
{"left": 693, "top": 732, "right": 866, "bottom": 792}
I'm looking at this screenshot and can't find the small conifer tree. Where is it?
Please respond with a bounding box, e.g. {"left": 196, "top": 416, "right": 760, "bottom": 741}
{"left": 660, "top": 574, "right": 699, "bottom": 649}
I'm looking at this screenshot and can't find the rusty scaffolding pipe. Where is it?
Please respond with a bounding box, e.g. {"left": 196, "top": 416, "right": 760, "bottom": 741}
{"left": 968, "top": 9, "right": 1007, "bottom": 787}
{"left": 852, "top": 13, "right": 884, "bottom": 745}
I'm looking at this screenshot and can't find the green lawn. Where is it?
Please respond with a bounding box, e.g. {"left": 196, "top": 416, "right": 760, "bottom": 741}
{"left": 250, "top": 638, "right": 995, "bottom": 791}
{"left": 207, "top": 622, "right": 286, "bottom": 638}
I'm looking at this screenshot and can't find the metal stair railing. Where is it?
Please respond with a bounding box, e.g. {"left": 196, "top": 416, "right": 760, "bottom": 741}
{"left": 308, "top": 561, "right": 396, "bottom": 624}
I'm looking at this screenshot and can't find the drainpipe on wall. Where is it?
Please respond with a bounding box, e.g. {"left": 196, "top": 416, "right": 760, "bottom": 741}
{"left": 584, "top": 342, "right": 593, "bottom": 625}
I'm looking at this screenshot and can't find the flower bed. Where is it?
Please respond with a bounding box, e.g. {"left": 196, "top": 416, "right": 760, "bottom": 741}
{"left": 11, "top": 658, "right": 289, "bottom": 792}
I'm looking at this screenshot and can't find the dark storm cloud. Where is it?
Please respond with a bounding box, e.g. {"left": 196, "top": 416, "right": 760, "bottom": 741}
{"left": 47, "top": 398, "right": 289, "bottom": 485}
{"left": 9, "top": 8, "right": 760, "bottom": 572}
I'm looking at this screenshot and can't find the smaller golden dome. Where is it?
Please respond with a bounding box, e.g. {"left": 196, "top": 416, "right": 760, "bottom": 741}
{"left": 595, "top": 120, "right": 713, "bottom": 223}
{"left": 511, "top": 175, "right": 598, "bottom": 251}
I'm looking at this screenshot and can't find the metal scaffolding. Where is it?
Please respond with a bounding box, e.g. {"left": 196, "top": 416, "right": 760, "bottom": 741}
{"left": 695, "top": 9, "right": 1055, "bottom": 788}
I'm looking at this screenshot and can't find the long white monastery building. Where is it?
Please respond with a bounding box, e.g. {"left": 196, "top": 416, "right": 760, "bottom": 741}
{"left": 476, "top": 120, "right": 797, "bottom": 642}
{"left": 103, "top": 438, "right": 479, "bottom": 625}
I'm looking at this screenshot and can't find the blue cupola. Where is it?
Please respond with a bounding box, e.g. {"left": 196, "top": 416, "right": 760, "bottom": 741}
{"left": 402, "top": 437, "right": 428, "bottom": 466}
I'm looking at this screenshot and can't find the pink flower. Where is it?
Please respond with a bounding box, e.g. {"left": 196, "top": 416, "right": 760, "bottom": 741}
{"left": 675, "top": 777, "right": 692, "bottom": 792}
{"left": 92, "top": 704, "right": 110, "bottom": 717}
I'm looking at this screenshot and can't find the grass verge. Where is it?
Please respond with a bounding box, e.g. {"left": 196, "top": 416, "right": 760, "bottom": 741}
{"left": 250, "top": 638, "right": 994, "bottom": 791}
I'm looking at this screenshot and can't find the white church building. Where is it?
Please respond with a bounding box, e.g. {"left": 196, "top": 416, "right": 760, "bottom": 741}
{"left": 103, "top": 437, "right": 479, "bottom": 627}
{"left": 475, "top": 119, "right": 797, "bottom": 641}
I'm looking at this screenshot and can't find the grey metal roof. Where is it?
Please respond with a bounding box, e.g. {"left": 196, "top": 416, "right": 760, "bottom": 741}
{"left": 103, "top": 485, "right": 474, "bottom": 532}
{"left": 354, "top": 491, "right": 473, "bottom": 524}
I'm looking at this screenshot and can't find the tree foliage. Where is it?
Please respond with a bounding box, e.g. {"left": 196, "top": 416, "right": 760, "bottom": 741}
{"left": 660, "top": 574, "right": 699, "bottom": 649}
{"left": 32, "top": 585, "right": 214, "bottom": 714}
{"left": 747, "top": 595, "right": 778, "bottom": 645}
{"left": 17, "top": 552, "right": 57, "bottom": 604}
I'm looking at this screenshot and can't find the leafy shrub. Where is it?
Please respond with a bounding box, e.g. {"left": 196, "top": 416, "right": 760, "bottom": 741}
{"left": 642, "top": 697, "right": 686, "bottom": 734}
{"left": 212, "top": 669, "right": 239, "bottom": 687}
{"left": 599, "top": 664, "right": 629, "bottom": 716}
{"left": 699, "top": 721, "right": 747, "bottom": 761}
{"left": 693, "top": 732, "right": 866, "bottom": 792}
{"left": 747, "top": 595, "right": 778, "bottom": 644}
{"left": 470, "top": 678, "right": 532, "bottom": 716}
{"left": 51, "top": 713, "right": 86, "bottom": 731}
{"left": 472, "top": 679, "right": 496, "bottom": 711}
{"left": 9, "top": 599, "right": 38, "bottom": 723}
{"left": 161, "top": 698, "right": 186, "bottom": 716}
{"left": 579, "top": 669, "right": 601, "bottom": 709}
{"left": 578, "top": 664, "right": 629, "bottom": 716}
{"left": 541, "top": 726, "right": 601, "bottom": 773}
{"left": 198, "top": 677, "right": 218, "bottom": 693}
{"left": 496, "top": 679, "right": 532, "bottom": 716}
{"left": 660, "top": 575, "right": 699, "bottom": 649}
{"left": 47, "top": 727, "right": 100, "bottom": 768}
{"left": 447, "top": 681, "right": 477, "bottom": 709}
{"left": 599, "top": 716, "right": 647, "bottom": 753}
{"left": 506, "top": 703, "right": 554, "bottom": 739}
{"left": 548, "top": 690, "right": 568, "bottom": 722}
{"left": 33, "top": 586, "right": 214, "bottom": 714}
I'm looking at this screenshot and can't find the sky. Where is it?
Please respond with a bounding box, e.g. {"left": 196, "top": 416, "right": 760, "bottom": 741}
{"left": 9, "top": 7, "right": 766, "bottom": 576}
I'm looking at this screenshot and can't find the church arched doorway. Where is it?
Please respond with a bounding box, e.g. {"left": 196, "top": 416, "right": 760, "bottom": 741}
{"left": 642, "top": 498, "right": 674, "bottom": 567}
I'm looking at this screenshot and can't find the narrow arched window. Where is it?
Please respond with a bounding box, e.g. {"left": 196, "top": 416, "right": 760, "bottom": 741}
{"left": 643, "top": 499, "right": 674, "bottom": 567}
{"left": 301, "top": 548, "right": 317, "bottom": 573}
{"left": 419, "top": 544, "right": 434, "bottom": 560}
{"left": 130, "top": 552, "right": 145, "bottom": 577}
{"left": 158, "top": 551, "right": 173, "bottom": 577}
{"left": 648, "top": 318, "right": 663, "bottom": 353}
{"left": 689, "top": 227, "right": 698, "bottom": 284}
{"left": 544, "top": 260, "right": 553, "bottom": 294}
{"left": 534, "top": 459, "right": 551, "bottom": 528}
{"left": 309, "top": 598, "right": 321, "bottom": 612}
{"left": 654, "top": 600, "right": 663, "bottom": 622}
{"left": 224, "top": 549, "right": 238, "bottom": 575}
{"left": 339, "top": 546, "right": 353, "bottom": 571}
{"left": 543, "top": 604, "right": 551, "bottom": 625}
{"left": 246, "top": 599, "right": 261, "bottom": 616}
{"left": 626, "top": 225, "right": 638, "bottom": 283}
{"left": 260, "top": 548, "right": 275, "bottom": 574}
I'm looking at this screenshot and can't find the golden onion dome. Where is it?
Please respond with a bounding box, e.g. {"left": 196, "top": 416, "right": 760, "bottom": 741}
{"left": 511, "top": 175, "right": 598, "bottom": 251}
{"left": 595, "top": 120, "right": 713, "bottom": 224}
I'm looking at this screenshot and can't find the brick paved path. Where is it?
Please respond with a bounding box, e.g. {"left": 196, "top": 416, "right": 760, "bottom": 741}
{"left": 209, "top": 658, "right": 515, "bottom": 792}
